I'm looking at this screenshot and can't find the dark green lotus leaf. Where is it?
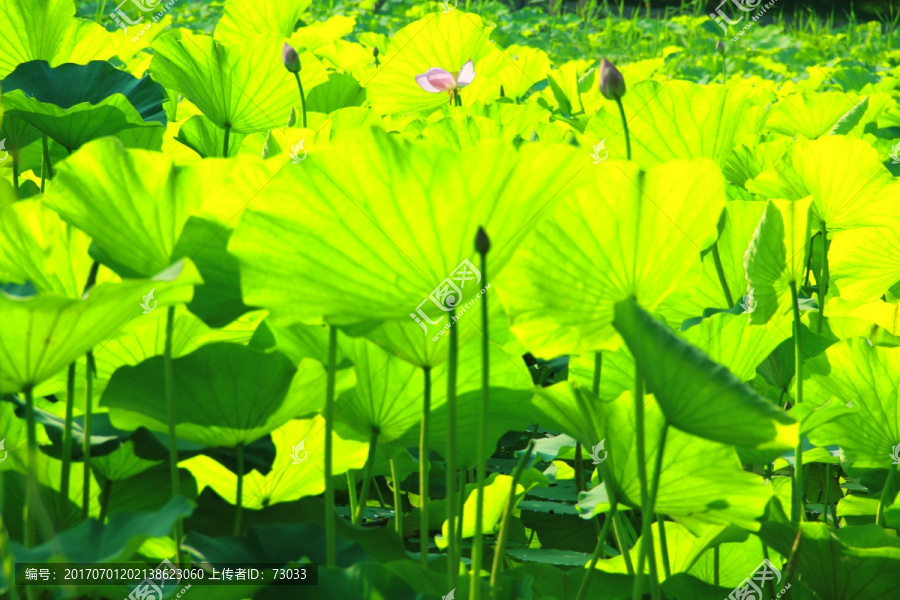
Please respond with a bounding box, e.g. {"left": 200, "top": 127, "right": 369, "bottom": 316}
{"left": 101, "top": 342, "right": 299, "bottom": 447}
{"left": 1, "top": 60, "right": 166, "bottom": 150}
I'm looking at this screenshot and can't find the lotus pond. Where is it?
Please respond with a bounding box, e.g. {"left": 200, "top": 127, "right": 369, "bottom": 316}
{"left": 2, "top": 0, "right": 900, "bottom": 599}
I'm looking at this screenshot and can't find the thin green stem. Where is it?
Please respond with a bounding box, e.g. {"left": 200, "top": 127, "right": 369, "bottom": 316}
{"left": 456, "top": 469, "right": 466, "bottom": 570}
{"left": 632, "top": 372, "right": 656, "bottom": 600}
{"left": 99, "top": 478, "right": 112, "bottom": 523}
{"left": 877, "top": 462, "right": 897, "bottom": 527}
{"left": 59, "top": 362, "right": 76, "bottom": 529}
{"left": 0, "top": 474, "right": 20, "bottom": 600}
{"left": 419, "top": 366, "right": 432, "bottom": 565}
{"left": 222, "top": 125, "right": 231, "bottom": 158}
{"left": 347, "top": 471, "right": 359, "bottom": 524}
{"left": 164, "top": 307, "right": 184, "bottom": 561}
{"left": 354, "top": 428, "right": 381, "bottom": 524}
{"left": 712, "top": 243, "right": 734, "bottom": 307}
{"left": 391, "top": 458, "right": 403, "bottom": 539}
{"left": 325, "top": 325, "right": 338, "bottom": 567}
{"left": 454, "top": 89, "right": 463, "bottom": 107}
{"left": 614, "top": 97, "right": 631, "bottom": 160}
{"left": 824, "top": 463, "right": 832, "bottom": 526}
{"left": 789, "top": 281, "right": 805, "bottom": 523}
{"left": 82, "top": 353, "right": 94, "bottom": 520}
{"left": 644, "top": 423, "right": 667, "bottom": 600}
{"left": 12, "top": 158, "right": 19, "bottom": 193}
{"left": 714, "top": 546, "right": 720, "bottom": 585}
{"left": 234, "top": 443, "right": 244, "bottom": 536}
{"left": 446, "top": 306, "right": 459, "bottom": 589}
{"left": 40, "top": 135, "right": 53, "bottom": 193}
{"left": 575, "top": 504, "right": 614, "bottom": 600}
{"left": 471, "top": 246, "right": 491, "bottom": 599}
{"left": 292, "top": 72, "right": 307, "bottom": 128}
{"left": 613, "top": 508, "right": 635, "bottom": 575}
{"left": 817, "top": 224, "right": 828, "bottom": 333}
{"left": 657, "top": 514, "right": 670, "bottom": 579}
{"left": 722, "top": 52, "right": 727, "bottom": 82}
{"left": 490, "top": 441, "right": 534, "bottom": 597}
{"left": 24, "top": 386, "right": 38, "bottom": 547}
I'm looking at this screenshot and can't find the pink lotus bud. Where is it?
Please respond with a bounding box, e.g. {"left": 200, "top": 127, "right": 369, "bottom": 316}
{"left": 599, "top": 58, "right": 626, "bottom": 100}
{"left": 282, "top": 43, "right": 301, "bottom": 73}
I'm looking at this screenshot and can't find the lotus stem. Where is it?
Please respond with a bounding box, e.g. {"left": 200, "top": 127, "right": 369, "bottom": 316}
{"left": 646, "top": 424, "right": 668, "bottom": 597}
{"left": 419, "top": 366, "right": 432, "bottom": 565}
{"left": 12, "top": 158, "right": 19, "bottom": 193}
{"left": 347, "top": 472, "right": 359, "bottom": 523}
{"left": 0, "top": 482, "right": 19, "bottom": 600}
{"left": 163, "top": 307, "right": 185, "bottom": 562}
{"left": 471, "top": 237, "right": 491, "bottom": 599}
{"left": 99, "top": 478, "right": 112, "bottom": 523}
{"left": 877, "top": 461, "right": 897, "bottom": 527}
{"left": 575, "top": 501, "right": 615, "bottom": 600}
{"left": 454, "top": 89, "right": 463, "bottom": 108}
{"left": 714, "top": 546, "right": 720, "bottom": 585}
{"left": 789, "top": 281, "right": 805, "bottom": 523}
{"left": 234, "top": 443, "right": 244, "bottom": 536}
{"left": 292, "top": 72, "right": 307, "bottom": 128}
{"left": 456, "top": 469, "right": 466, "bottom": 568}
{"left": 223, "top": 125, "right": 231, "bottom": 158}
{"left": 59, "top": 362, "right": 76, "bottom": 529}
{"left": 40, "top": 135, "right": 53, "bottom": 193}
{"left": 390, "top": 458, "right": 403, "bottom": 538}
{"left": 824, "top": 463, "right": 832, "bottom": 526}
{"left": 657, "top": 514, "right": 670, "bottom": 578}
{"left": 489, "top": 440, "right": 534, "bottom": 597}
{"left": 632, "top": 372, "right": 658, "bottom": 600}
{"left": 446, "top": 306, "right": 459, "bottom": 589}
{"left": 325, "top": 325, "right": 338, "bottom": 567}
{"left": 354, "top": 428, "right": 381, "bottom": 524}
{"left": 712, "top": 243, "right": 734, "bottom": 307}
{"left": 82, "top": 352, "right": 95, "bottom": 520}
{"left": 23, "top": 386, "right": 37, "bottom": 547}
{"left": 817, "top": 223, "right": 828, "bottom": 333}
{"left": 614, "top": 98, "right": 631, "bottom": 160}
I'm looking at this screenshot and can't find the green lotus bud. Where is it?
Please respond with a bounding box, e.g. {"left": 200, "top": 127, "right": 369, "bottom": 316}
{"left": 599, "top": 58, "right": 626, "bottom": 100}
{"left": 282, "top": 43, "right": 301, "bottom": 73}
{"left": 716, "top": 39, "right": 725, "bottom": 54}
{"left": 373, "top": 46, "right": 379, "bottom": 58}
{"left": 475, "top": 226, "right": 491, "bottom": 255}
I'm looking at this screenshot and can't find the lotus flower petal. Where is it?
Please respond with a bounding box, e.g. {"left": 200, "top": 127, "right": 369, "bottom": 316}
{"left": 416, "top": 67, "right": 456, "bottom": 93}
{"left": 456, "top": 59, "right": 475, "bottom": 88}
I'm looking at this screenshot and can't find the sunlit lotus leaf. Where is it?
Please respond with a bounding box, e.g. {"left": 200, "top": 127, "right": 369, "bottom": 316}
{"left": 214, "top": 0, "right": 312, "bottom": 44}
{"left": 229, "top": 128, "right": 586, "bottom": 327}
{"left": 366, "top": 11, "right": 496, "bottom": 116}
{"left": 496, "top": 159, "right": 725, "bottom": 357}
{"left": 0, "top": 260, "right": 201, "bottom": 393}
{"left": 765, "top": 92, "right": 859, "bottom": 139}
{"left": 829, "top": 226, "right": 900, "bottom": 301}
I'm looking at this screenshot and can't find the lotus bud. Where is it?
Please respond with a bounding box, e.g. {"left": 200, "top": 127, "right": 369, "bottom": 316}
{"left": 475, "top": 226, "right": 491, "bottom": 255}
{"left": 373, "top": 46, "right": 379, "bottom": 58}
{"left": 599, "top": 58, "right": 626, "bottom": 101}
{"left": 282, "top": 43, "right": 301, "bottom": 73}
{"left": 716, "top": 39, "right": 725, "bottom": 54}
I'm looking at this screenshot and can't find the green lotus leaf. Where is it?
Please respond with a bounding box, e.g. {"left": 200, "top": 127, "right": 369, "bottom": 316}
{"left": 450, "top": 101, "right": 552, "bottom": 139}
{"left": 829, "top": 96, "right": 870, "bottom": 135}
{"left": 0, "top": 0, "right": 114, "bottom": 79}
{"left": 0, "top": 114, "right": 41, "bottom": 165}
{"left": 613, "top": 298, "right": 797, "bottom": 449}
{"left": 214, "top": 0, "right": 312, "bottom": 45}
{"left": 765, "top": 91, "right": 858, "bottom": 139}
{"left": 464, "top": 45, "right": 551, "bottom": 103}
{"left": 151, "top": 30, "right": 326, "bottom": 134}
{"left": 758, "top": 517, "right": 900, "bottom": 600}
{"left": 0, "top": 260, "right": 201, "bottom": 393}
{"left": 229, "top": 128, "right": 586, "bottom": 327}
{"left": 744, "top": 197, "right": 814, "bottom": 325}
{"left": 175, "top": 115, "right": 247, "bottom": 158}
{"left": 746, "top": 136, "right": 900, "bottom": 231}
{"left": 583, "top": 81, "right": 765, "bottom": 168}
{"left": 420, "top": 114, "right": 504, "bottom": 149}
{"left": 723, "top": 140, "right": 792, "bottom": 188}
{"left": 305, "top": 72, "right": 364, "bottom": 114}
{"left": 829, "top": 226, "right": 900, "bottom": 301}
{"left": 436, "top": 473, "right": 527, "bottom": 550}
{"left": 496, "top": 159, "right": 725, "bottom": 357}
{"left": 181, "top": 415, "right": 369, "bottom": 509}
{"left": 365, "top": 11, "right": 496, "bottom": 116}
{"left": 804, "top": 338, "right": 900, "bottom": 471}
{"left": 538, "top": 384, "right": 772, "bottom": 528}
{"left": 709, "top": 200, "right": 768, "bottom": 308}
{"left": 0, "top": 198, "right": 94, "bottom": 296}
{"left": 101, "top": 342, "right": 303, "bottom": 447}
{"left": 8, "top": 496, "right": 193, "bottom": 563}
{"left": 1, "top": 60, "right": 166, "bottom": 151}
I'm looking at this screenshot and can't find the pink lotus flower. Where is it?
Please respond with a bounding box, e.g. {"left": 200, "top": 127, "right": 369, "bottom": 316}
{"left": 415, "top": 59, "right": 475, "bottom": 94}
